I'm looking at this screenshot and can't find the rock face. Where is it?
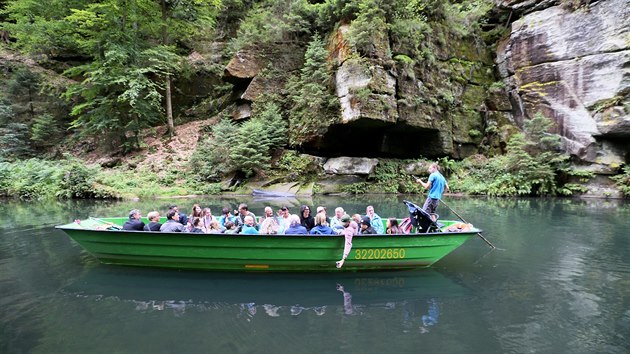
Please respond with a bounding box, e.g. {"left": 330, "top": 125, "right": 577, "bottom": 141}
{"left": 222, "top": 44, "right": 304, "bottom": 120}
{"left": 497, "top": 0, "right": 630, "bottom": 169}
{"left": 335, "top": 57, "right": 398, "bottom": 124}
{"left": 323, "top": 157, "right": 379, "bottom": 175}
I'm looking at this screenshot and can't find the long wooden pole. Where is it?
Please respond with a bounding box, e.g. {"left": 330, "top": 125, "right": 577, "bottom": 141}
{"left": 439, "top": 199, "right": 496, "bottom": 249}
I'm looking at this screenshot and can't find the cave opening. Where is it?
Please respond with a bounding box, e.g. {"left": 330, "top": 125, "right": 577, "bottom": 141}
{"left": 299, "top": 121, "right": 448, "bottom": 159}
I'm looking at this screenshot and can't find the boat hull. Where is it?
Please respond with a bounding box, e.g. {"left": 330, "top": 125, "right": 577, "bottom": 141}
{"left": 56, "top": 218, "right": 478, "bottom": 272}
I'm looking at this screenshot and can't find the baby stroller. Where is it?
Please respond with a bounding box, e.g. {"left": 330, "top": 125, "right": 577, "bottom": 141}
{"left": 403, "top": 200, "right": 442, "bottom": 233}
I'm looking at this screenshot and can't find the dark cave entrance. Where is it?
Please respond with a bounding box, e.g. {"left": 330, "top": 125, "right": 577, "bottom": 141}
{"left": 299, "top": 120, "right": 448, "bottom": 159}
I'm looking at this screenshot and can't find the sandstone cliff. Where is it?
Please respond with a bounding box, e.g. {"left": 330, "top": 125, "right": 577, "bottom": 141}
{"left": 496, "top": 0, "right": 630, "bottom": 173}
{"left": 219, "top": 0, "right": 628, "bottom": 188}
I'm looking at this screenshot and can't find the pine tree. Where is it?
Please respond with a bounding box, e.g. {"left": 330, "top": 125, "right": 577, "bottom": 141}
{"left": 189, "top": 118, "right": 238, "bottom": 181}
{"left": 287, "top": 33, "right": 338, "bottom": 145}
{"left": 256, "top": 101, "right": 287, "bottom": 149}
{"left": 231, "top": 118, "right": 271, "bottom": 177}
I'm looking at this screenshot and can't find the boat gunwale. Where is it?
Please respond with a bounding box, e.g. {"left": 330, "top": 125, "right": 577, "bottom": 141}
{"left": 55, "top": 225, "right": 482, "bottom": 238}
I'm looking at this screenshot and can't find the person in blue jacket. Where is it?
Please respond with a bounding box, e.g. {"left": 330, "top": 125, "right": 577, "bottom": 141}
{"left": 418, "top": 163, "right": 449, "bottom": 214}
{"left": 309, "top": 213, "right": 335, "bottom": 235}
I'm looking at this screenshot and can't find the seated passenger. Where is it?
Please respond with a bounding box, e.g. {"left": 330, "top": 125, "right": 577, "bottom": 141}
{"left": 277, "top": 206, "right": 291, "bottom": 233}
{"left": 360, "top": 216, "right": 377, "bottom": 235}
{"left": 235, "top": 203, "right": 257, "bottom": 232}
{"left": 310, "top": 213, "right": 335, "bottom": 235}
{"left": 190, "top": 218, "right": 204, "bottom": 233}
{"left": 285, "top": 214, "right": 308, "bottom": 235}
{"left": 366, "top": 205, "right": 385, "bottom": 234}
{"left": 168, "top": 204, "right": 188, "bottom": 227}
{"left": 219, "top": 207, "right": 236, "bottom": 228}
{"left": 240, "top": 215, "right": 259, "bottom": 234}
{"left": 223, "top": 221, "right": 237, "bottom": 234}
{"left": 259, "top": 207, "right": 280, "bottom": 235}
{"left": 191, "top": 204, "right": 203, "bottom": 220}
{"left": 143, "top": 211, "right": 162, "bottom": 231}
{"left": 329, "top": 207, "right": 345, "bottom": 233}
{"left": 201, "top": 207, "right": 215, "bottom": 231}
{"left": 123, "top": 209, "right": 145, "bottom": 231}
{"left": 207, "top": 220, "right": 222, "bottom": 234}
{"left": 386, "top": 218, "right": 401, "bottom": 234}
{"left": 160, "top": 210, "right": 185, "bottom": 232}
{"left": 316, "top": 206, "right": 331, "bottom": 224}
{"left": 299, "top": 205, "right": 315, "bottom": 231}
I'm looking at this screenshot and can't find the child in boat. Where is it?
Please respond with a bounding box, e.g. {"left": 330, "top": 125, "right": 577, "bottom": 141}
{"left": 360, "top": 216, "right": 377, "bottom": 234}
{"left": 386, "top": 218, "right": 401, "bottom": 234}
{"left": 190, "top": 218, "right": 204, "bottom": 233}
{"left": 223, "top": 221, "right": 237, "bottom": 234}
{"left": 206, "top": 220, "right": 222, "bottom": 234}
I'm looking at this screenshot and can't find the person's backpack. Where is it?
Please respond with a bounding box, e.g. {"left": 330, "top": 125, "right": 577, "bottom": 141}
{"left": 399, "top": 217, "right": 413, "bottom": 234}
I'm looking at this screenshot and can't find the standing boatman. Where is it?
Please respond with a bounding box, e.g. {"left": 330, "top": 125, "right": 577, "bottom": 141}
{"left": 417, "top": 163, "right": 449, "bottom": 214}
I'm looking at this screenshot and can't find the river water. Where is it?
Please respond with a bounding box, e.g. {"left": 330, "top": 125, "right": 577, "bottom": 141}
{"left": 1, "top": 196, "right": 628, "bottom": 354}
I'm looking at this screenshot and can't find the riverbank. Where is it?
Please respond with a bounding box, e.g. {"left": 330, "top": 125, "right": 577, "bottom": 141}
{"left": 1, "top": 154, "right": 627, "bottom": 200}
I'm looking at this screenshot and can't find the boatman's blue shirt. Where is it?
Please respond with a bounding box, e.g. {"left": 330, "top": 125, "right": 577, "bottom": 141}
{"left": 428, "top": 171, "right": 446, "bottom": 200}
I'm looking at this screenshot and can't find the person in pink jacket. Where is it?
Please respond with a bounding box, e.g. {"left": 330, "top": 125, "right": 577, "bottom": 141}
{"left": 336, "top": 214, "right": 355, "bottom": 268}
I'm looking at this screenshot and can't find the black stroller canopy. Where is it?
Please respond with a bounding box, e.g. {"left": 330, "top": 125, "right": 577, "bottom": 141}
{"left": 403, "top": 200, "right": 441, "bottom": 233}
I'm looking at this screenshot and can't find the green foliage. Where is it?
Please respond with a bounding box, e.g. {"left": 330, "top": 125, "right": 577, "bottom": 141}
{"left": 340, "top": 159, "right": 425, "bottom": 195}
{"left": 189, "top": 118, "right": 238, "bottom": 182}
{"left": 287, "top": 33, "right": 339, "bottom": 145}
{"left": 31, "top": 113, "right": 62, "bottom": 147}
{"left": 0, "top": 100, "right": 15, "bottom": 126}
{"left": 276, "top": 150, "right": 313, "bottom": 179}
{"left": 190, "top": 104, "right": 287, "bottom": 180}
{"left": 0, "top": 122, "right": 33, "bottom": 159}
{"left": 64, "top": 44, "right": 182, "bottom": 151}
{"left": 227, "top": 0, "right": 314, "bottom": 53}
{"left": 451, "top": 113, "right": 575, "bottom": 196}
{"left": 1, "top": 0, "right": 87, "bottom": 54}
{"left": 253, "top": 100, "right": 288, "bottom": 149}
{"left": 0, "top": 157, "right": 115, "bottom": 200}
{"left": 94, "top": 167, "right": 192, "bottom": 199}
{"left": 230, "top": 118, "right": 271, "bottom": 177}
{"left": 56, "top": 157, "right": 100, "bottom": 198}
{"left": 346, "top": 0, "right": 388, "bottom": 57}
{"left": 611, "top": 166, "right": 630, "bottom": 196}
{"left": 340, "top": 182, "right": 369, "bottom": 194}
{"left": 5, "top": 0, "right": 220, "bottom": 152}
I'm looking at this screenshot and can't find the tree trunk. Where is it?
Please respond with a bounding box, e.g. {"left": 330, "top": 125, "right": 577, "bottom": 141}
{"left": 165, "top": 76, "right": 174, "bottom": 136}
{"left": 161, "top": 0, "right": 175, "bottom": 137}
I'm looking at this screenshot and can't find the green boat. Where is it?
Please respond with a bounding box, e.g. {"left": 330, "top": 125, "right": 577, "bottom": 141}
{"left": 56, "top": 201, "right": 482, "bottom": 272}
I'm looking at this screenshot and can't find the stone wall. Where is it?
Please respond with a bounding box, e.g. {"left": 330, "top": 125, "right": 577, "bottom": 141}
{"left": 496, "top": 0, "right": 630, "bottom": 171}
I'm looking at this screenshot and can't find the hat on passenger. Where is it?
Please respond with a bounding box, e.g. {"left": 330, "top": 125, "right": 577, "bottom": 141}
{"left": 361, "top": 216, "right": 371, "bottom": 226}
{"left": 316, "top": 206, "right": 326, "bottom": 213}
{"left": 340, "top": 214, "right": 351, "bottom": 223}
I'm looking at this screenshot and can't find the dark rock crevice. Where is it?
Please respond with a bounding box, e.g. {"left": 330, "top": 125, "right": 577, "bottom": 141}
{"left": 300, "top": 120, "right": 444, "bottom": 159}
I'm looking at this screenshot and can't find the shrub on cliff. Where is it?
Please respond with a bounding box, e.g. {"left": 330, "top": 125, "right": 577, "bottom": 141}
{"left": 451, "top": 113, "right": 575, "bottom": 196}
{"left": 287, "top": 34, "right": 339, "bottom": 145}
{"left": 611, "top": 166, "right": 630, "bottom": 196}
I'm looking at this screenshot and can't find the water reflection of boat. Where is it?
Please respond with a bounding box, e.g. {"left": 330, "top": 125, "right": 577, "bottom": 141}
{"left": 62, "top": 267, "right": 468, "bottom": 309}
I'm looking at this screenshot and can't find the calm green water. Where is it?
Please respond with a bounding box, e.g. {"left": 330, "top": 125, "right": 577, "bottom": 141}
{"left": 1, "top": 196, "right": 629, "bottom": 354}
